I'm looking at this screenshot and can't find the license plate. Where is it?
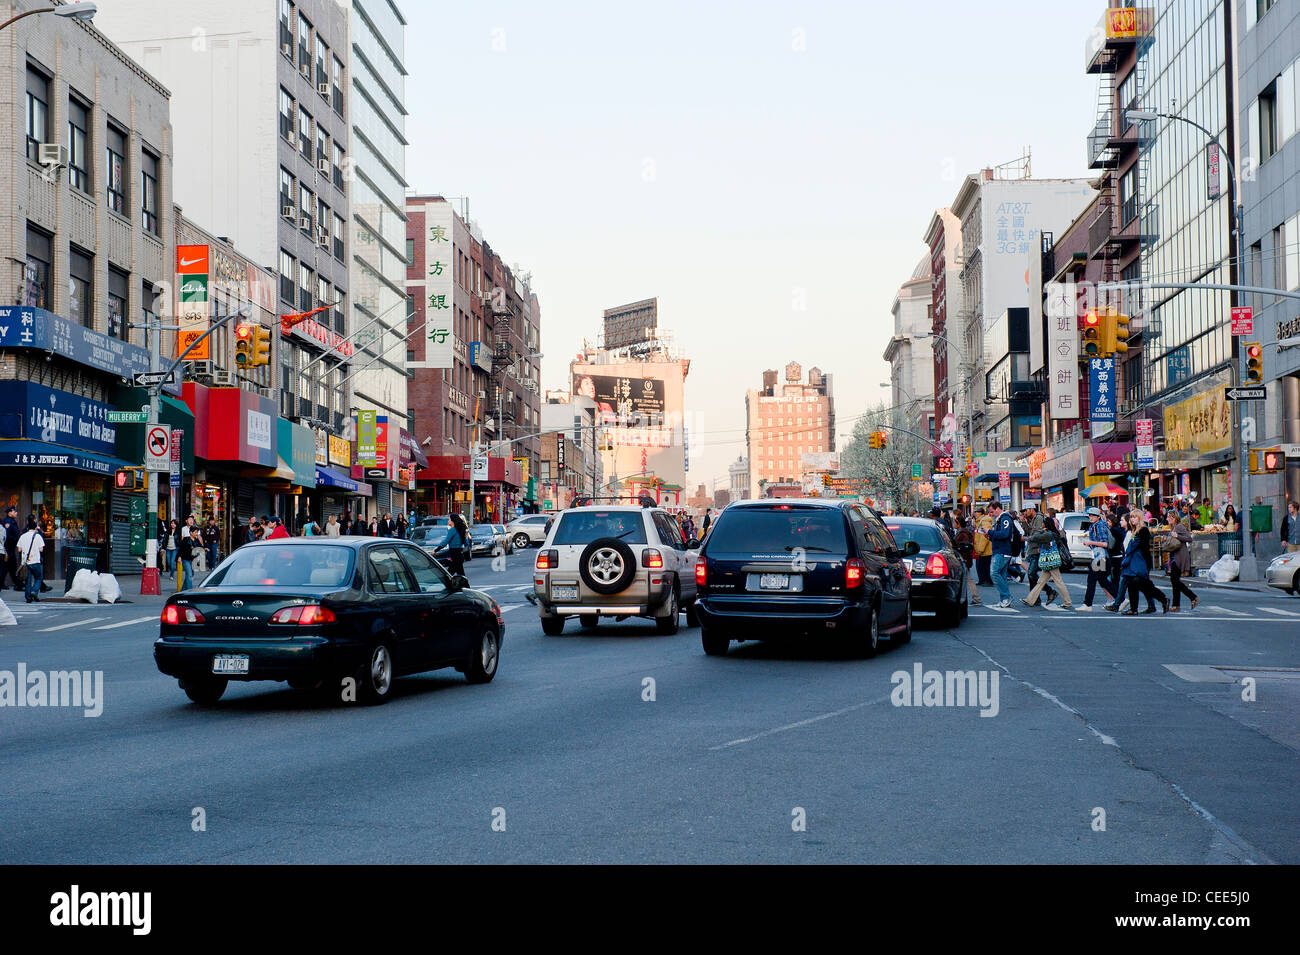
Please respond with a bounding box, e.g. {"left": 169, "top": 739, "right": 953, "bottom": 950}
{"left": 760, "top": 574, "right": 791, "bottom": 590}
{"left": 552, "top": 585, "right": 579, "bottom": 601}
{"left": 212, "top": 654, "right": 249, "bottom": 675}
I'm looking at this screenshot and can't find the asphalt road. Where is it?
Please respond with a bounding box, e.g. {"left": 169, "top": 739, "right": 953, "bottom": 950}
{"left": 1, "top": 553, "right": 1298, "bottom": 864}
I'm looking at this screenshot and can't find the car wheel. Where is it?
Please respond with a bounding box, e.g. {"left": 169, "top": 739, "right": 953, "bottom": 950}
{"left": 354, "top": 641, "right": 395, "bottom": 704}
{"left": 465, "top": 627, "right": 500, "bottom": 684}
{"left": 513, "top": 533, "right": 530, "bottom": 551}
{"left": 1292, "top": 569, "right": 1300, "bottom": 596}
{"left": 684, "top": 601, "right": 700, "bottom": 628}
{"left": 894, "top": 600, "right": 912, "bottom": 645}
{"left": 859, "top": 604, "right": 879, "bottom": 658}
{"left": 960, "top": 586, "right": 969, "bottom": 620}
{"left": 579, "top": 537, "right": 638, "bottom": 595}
{"left": 701, "top": 626, "right": 729, "bottom": 656}
{"left": 579, "top": 613, "right": 599, "bottom": 629}
{"left": 656, "top": 587, "right": 680, "bottom": 635}
{"left": 181, "top": 676, "right": 227, "bottom": 704}
{"left": 541, "top": 615, "right": 565, "bottom": 636}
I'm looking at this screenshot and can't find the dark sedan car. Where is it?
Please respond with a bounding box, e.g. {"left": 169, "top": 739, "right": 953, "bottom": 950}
{"left": 408, "top": 523, "right": 471, "bottom": 562}
{"left": 884, "top": 516, "right": 967, "bottom": 626}
{"left": 154, "top": 538, "right": 503, "bottom": 705}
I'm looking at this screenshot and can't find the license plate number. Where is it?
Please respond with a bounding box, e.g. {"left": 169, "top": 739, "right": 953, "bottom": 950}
{"left": 552, "top": 585, "right": 579, "bottom": 601}
{"left": 212, "top": 654, "right": 249, "bottom": 675}
{"left": 760, "top": 574, "right": 790, "bottom": 590}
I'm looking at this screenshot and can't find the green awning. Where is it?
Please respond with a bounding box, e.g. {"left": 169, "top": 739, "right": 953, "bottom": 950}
{"left": 524, "top": 477, "right": 538, "bottom": 502}
{"left": 109, "top": 386, "right": 195, "bottom": 472}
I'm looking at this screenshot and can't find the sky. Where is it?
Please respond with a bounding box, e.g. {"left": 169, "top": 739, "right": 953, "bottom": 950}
{"left": 403, "top": 0, "right": 1103, "bottom": 491}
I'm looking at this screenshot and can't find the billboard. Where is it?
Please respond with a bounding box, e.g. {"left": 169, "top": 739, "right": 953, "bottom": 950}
{"left": 176, "top": 244, "right": 210, "bottom": 359}
{"left": 602, "top": 298, "right": 658, "bottom": 351}
{"left": 573, "top": 373, "right": 665, "bottom": 427}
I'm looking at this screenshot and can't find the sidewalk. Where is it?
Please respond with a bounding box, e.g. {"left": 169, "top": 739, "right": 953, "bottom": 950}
{"left": 30, "top": 569, "right": 215, "bottom": 606}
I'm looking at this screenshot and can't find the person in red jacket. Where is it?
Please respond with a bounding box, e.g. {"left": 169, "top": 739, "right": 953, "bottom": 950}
{"left": 266, "top": 517, "right": 290, "bottom": 540}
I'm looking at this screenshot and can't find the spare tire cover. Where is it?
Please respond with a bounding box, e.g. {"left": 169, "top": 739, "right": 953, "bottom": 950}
{"left": 579, "top": 537, "right": 638, "bottom": 595}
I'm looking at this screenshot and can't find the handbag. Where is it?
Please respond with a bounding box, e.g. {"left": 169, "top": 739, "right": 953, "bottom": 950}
{"left": 1038, "top": 540, "right": 1062, "bottom": 570}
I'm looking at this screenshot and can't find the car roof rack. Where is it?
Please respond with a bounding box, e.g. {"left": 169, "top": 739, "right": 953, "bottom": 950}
{"left": 569, "top": 495, "right": 656, "bottom": 509}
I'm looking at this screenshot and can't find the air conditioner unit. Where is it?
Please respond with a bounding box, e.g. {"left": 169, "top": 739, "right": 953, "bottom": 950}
{"left": 281, "top": 42, "right": 292, "bottom": 56}
{"left": 301, "top": 63, "right": 311, "bottom": 78}
{"left": 282, "top": 205, "right": 296, "bottom": 220}
{"left": 38, "top": 143, "right": 68, "bottom": 167}
{"left": 317, "top": 232, "right": 330, "bottom": 250}
{"left": 188, "top": 359, "right": 213, "bottom": 378}
{"left": 318, "top": 158, "right": 330, "bottom": 174}
{"left": 286, "top": 135, "right": 298, "bottom": 149}
{"left": 318, "top": 82, "right": 330, "bottom": 96}
{"left": 211, "top": 370, "right": 237, "bottom": 387}
{"left": 300, "top": 216, "right": 313, "bottom": 231}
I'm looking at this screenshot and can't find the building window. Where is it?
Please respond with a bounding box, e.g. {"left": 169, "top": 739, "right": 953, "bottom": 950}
{"left": 299, "top": 263, "right": 313, "bottom": 312}
{"left": 299, "top": 183, "right": 313, "bottom": 234}
{"left": 1281, "top": 63, "right": 1298, "bottom": 147}
{"left": 1285, "top": 213, "right": 1300, "bottom": 291}
{"left": 317, "top": 198, "right": 329, "bottom": 244}
{"left": 298, "top": 107, "right": 312, "bottom": 160}
{"left": 332, "top": 141, "right": 344, "bottom": 189}
{"left": 141, "top": 280, "right": 158, "bottom": 337}
{"left": 1119, "top": 165, "right": 1137, "bottom": 225}
{"left": 108, "top": 267, "right": 129, "bottom": 339}
{"left": 106, "top": 124, "right": 127, "bottom": 215}
{"left": 69, "top": 247, "right": 93, "bottom": 328}
{"left": 317, "top": 277, "right": 330, "bottom": 314}
{"left": 297, "top": 14, "right": 312, "bottom": 72}
{"left": 279, "top": 166, "right": 294, "bottom": 211}
{"left": 332, "top": 56, "right": 344, "bottom": 115}
{"left": 279, "top": 0, "right": 293, "bottom": 57}
{"left": 279, "top": 250, "right": 296, "bottom": 303}
{"left": 1257, "top": 83, "right": 1279, "bottom": 161}
{"left": 316, "top": 39, "right": 329, "bottom": 92}
{"left": 333, "top": 212, "right": 346, "bottom": 260}
{"left": 67, "top": 96, "right": 90, "bottom": 192}
{"left": 333, "top": 290, "right": 345, "bottom": 333}
{"left": 406, "top": 238, "right": 415, "bottom": 264}
{"left": 141, "top": 149, "right": 160, "bottom": 235}
{"left": 26, "top": 66, "right": 48, "bottom": 163}
{"left": 24, "top": 224, "right": 51, "bottom": 308}
{"left": 1275, "top": 224, "right": 1289, "bottom": 300}
{"left": 316, "top": 128, "right": 327, "bottom": 170}
{"left": 279, "top": 87, "right": 294, "bottom": 141}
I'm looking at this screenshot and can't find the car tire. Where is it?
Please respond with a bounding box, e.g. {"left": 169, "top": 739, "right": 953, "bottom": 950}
{"left": 513, "top": 533, "right": 530, "bottom": 551}
{"left": 579, "top": 537, "right": 638, "bottom": 595}
{"left": 181, "top": 676, "right": 227, "bottom": 705}
{"left": 960, "top": 586, "right": 969, "bottom": 620}
{"left": 684, "top": 601, "right": 700, "bottom": 628}
{"left": 656, "top": 587, "right": 680, "bottom": 635}
{"left": 1292, "top": 569, "right": 1300, "bottom": 596}
{"left": 541, "top": 615, "right": 565, "bottom": 636}
{"left": 859, "top": 603, "right": 879, "bottom": 658}
{"left": 354, "top": 641, "right": 395, "bottom": 704}
{"left": 465, "top": 627, "right": 500, "bottom": 684}
{"left": 579, "top": 613, "right": 599, "bottom": 629}
{"left": 701, "top": 626, "right": 729, "bottom": 656}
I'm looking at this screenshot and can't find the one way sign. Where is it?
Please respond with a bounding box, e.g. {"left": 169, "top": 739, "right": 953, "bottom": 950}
{"left": 1225, "top": 386, "right": 1267, "bottom": 401}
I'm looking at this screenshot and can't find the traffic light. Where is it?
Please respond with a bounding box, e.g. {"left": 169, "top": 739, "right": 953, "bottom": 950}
{"left": 867, "top": 430, "right": 886, "bottom": 450}
{"left": 1245, "top": 342, "right": 1263, "bottom": 386}
{"left": 965, "top": 444, "right": 972, "bottom": 464}
{"left": 1101, "top": 310, "right": 1130, "bottom": 357}
{"left": 114, "top": 467, "right": 144, "bottom": 491}
{"left": 1082, "top": 311, "right": 1102, "bottom": 356}
{"left": 234, "top": 323, "right": 253, "bottom": 366}
{"left": 250, "top": 325, "right": 272, "bottom": 367}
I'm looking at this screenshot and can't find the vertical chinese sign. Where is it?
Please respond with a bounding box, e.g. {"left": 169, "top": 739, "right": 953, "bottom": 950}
{"left": 356, "top": 410, "right": 378, "bottom": 466}
{"left": 424, "top": 204, "right": 454, "bottom": 368}
{"left": 1046, "top": 282, "right": 1079, "bottom": 420}
{"left": 1135, "top": 418, "right": 1154, "bottom": 470}
{"left": 1089, "top": 357, "right": 1116, "bottom": 424}
{"left": 176, "top": 245, "right": 210, "bottom": 359}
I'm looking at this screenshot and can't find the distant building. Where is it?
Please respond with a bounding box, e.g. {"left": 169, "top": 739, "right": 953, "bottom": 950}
{"left": 744, "top": 362, "right": 835, "bottom": 501}
{"left": 883, "top": 255, "right": 935, "bottom": 442}
{"left": 713, "top": 488, "right": 731, "bottom": 509}
{"left": 728, "top": 455, "right": 749, "bottom": 502}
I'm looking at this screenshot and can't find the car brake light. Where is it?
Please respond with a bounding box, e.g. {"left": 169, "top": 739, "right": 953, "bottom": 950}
{"left": 642, "top": 548, "right": 663, "bottom": 568}
{"left": 695, "top": 561, "right": 707, "bottom": 586}
{"left": 926, "top": 554, "right": 948, "bottom": 577}
{"left": 536, "top": 549, "right": 557, "bottom": 570}
{"left": 845, "top": 558, "right": 864, "bottom": 588}
{"left": 270, "top": 604, "right": 337, "bottom": 625}
{"left": 162, "top": 605, "right": 205, "bottom": 625}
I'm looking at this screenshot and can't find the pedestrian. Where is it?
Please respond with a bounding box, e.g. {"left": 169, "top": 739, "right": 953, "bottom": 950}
{"left": 204, "top": 517, "right": 220, "bottom": 568}
{"left": 1197, "top": 499, "right": 1215, "bottom": 528}
{"left": 0, "top": 505, "right": 19, "bottom": 591}
{"left": 987, "top": 501, "right": 1016, "bottom": 608}
{"left": 368, "top": 516, "right": 379, "bottom": 536}
{"left": 377, "top": 512, "right": 391, "bottom": 537}
{"left": 325, "top": 514, "right": 341, "bottom": 537}
{"left": 340, "top": 510, "right": 353, "bottom": 536}
{"left": 972, "top": 507, "right": 994, "bottom": 585}
{"left": 446, "top": 512, "right": 469, "bottom": 577}
{"left": 16, "top": 518, "right": 45, "bottom": 603}
{"left": 396, "top": 514, "right": 408, "bottom": 539}
{"left": 1109, "top": 510, "right": 1168, "bottom": 614}
{"left": 1077, "top": 507, "right": 1115, "bottom": 611}
{"left": 954, "top": 515, "right": 982, "bottom": 606}
{"left": 1006, "top": 510, "right": 1027, "bottom": 582}
{"left": 245, "top": 518, "right": 262, "bottom": 545}
{"left": 301, "top": 515, "right": 320, "bottom": 536}
{"left": 701, "top": 509, "right": 712, "bottom": 537}
{"left": 1222, "top": 503, "right": 1238, "bottom": 530}
{"left": 1022, "top": 509, "right": 1073, "bottom": 609}
{"left": 176, "top": 523, "right": 196, "bottom": 591}
{"left": 1286, "top": 501, "right": 1300, "bottom": 553}
{"left": 1162, "top": 513, "right": 1199, "bottom": 611}
{"left": 164, "top": 519, "right": 179, "bottom": 577}
{"left": 266, "top": 516, "right": 290, "bottom": 540}
{"left": 1022, "top": 504, "right": 1059, "bottom": 606}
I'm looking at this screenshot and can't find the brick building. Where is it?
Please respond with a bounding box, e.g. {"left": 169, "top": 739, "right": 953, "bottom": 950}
{"left": 744, "top": 362, "right": 835, "bottom": 500}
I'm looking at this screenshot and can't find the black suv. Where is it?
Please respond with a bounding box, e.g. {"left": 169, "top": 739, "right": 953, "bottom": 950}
{"left": 694, "top": 499, "right": 917, "bottom": 657}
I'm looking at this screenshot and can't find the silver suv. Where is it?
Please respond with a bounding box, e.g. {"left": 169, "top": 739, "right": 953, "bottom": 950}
{"left": 506, "top": 513, "right": 551, "bottom": 550}
{"left": 533, "top": 504, "right": 699, "bottom": 635}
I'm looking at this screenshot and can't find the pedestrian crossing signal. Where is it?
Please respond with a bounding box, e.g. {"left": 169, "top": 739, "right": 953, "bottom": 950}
{"left": 114, "top": 467, "right": 145, "bottom": 491}
{"left": 1245, "top": 342, "right": 1263, "bottom": 386}
{"left": 1250, "top": 449, "right": 1284, "bottom": 474}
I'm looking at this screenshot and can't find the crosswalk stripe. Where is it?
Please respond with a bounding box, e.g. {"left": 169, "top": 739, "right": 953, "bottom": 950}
{"left": 90, "top": 616, "right": 157, "bottom": 630}
{"left": 39, "top": 617, "right": 105, "bottom": 632}
{"left": 499, "top": 604, "right": 528, "bottom": 613}
{"left": 1207, "top": 605, "right": 1249, "bottom": 616}
{"left": 1259, "top": 607, "right": 1300, "bottom": 617}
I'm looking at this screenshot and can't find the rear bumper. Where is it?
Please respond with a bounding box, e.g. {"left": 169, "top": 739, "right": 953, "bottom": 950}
{"left": 536, "top": 574, "right": 672, "bottom": 616}
{"left": 696, "top": 596, "right": 869, "bottom": 635}
{"left": 908, "top": 578, "right": 960, "bottom": 610}
{"left": 153, "top": 636, "right": 360, "bottom": 682}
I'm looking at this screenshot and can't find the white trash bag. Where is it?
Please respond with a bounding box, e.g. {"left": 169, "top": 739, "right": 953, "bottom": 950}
{"left": 0, "top": 596, "right": 16, "bottom": 627}
{"left": 97, "top": 573, "right": 122, "bottom": 604}
{"left": 1207, "top": 554, "right": 1239, "bottom": 583}
{"left": 67, "top": 568, "right": 101, "bottom": 602}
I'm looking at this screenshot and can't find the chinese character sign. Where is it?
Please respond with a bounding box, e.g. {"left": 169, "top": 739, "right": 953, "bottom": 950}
{"left": 1089, "top": 357, "right": 1116, "bottom": 423}
{"left": 1046, "top": 282, "right": 1079, "bottom": 421}
{"left": 356, "top": 410, "right": 378, "bottom": 466}
{"left": 423, "top": 203, "right": 455, "bottom": 369}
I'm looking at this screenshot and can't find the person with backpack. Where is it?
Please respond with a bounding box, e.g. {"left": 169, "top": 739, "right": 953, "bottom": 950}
{"left": 1022, "top": 508, "right": 1073, "bottom": 609}
{"left": 1021, "top": 504, "right": 1059, "bottom": 606}
{"left": 987, "top": 501, "right": 1017, "bottom": 608}
{"left": 953, "top": 514, "right": 982, "bottom": 607}
{"left": 1077, "top": 507, "right": 1116, "bottom": 610}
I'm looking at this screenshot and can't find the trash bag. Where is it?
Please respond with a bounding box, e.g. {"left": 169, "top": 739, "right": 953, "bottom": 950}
{"left": 97, "top": 573, "right": 122, "bottom": 604}
{"left": 67, "top": 568, "right": 101, "bottom": 603}
{"left": 0, "top": 596, "right": 16, "bottom": 626}
{"left": 1207, "top": 554, "right": 1239, "bottom": 583}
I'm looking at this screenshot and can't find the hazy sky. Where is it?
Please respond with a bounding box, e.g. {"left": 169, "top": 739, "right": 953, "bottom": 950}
{"left": 404, "top": 0, "right": 1101, "bottom": 489}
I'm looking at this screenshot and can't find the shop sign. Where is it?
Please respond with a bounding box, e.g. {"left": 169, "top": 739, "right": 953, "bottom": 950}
{"left": 247, "top": 410, "right": 272, "bottom": 450}
{"left": 0, "top": 381, "right": 119, "bottom": 456}
{"left": 1088, "top": 357, "right": 1116, "bottom": 423}
{"left": 1163, "top": 377, "right": 1232, "bottom": 460}
{"left": 1027, "top": 447, "right": 1050, "bottom": 487}
{"left": 1045, "top": 282, "right": 1079, "bottom": 420}
{"left": 375, "top": 416, "right": 390, "bottom": 469}
{"left": 315, "top": 428, "right": 328, "bottom": 466}
{"left": 356, "top": 411, "right": 377, "bottom": 466}
{"left": 1087, "top": 442, "right": 1134, "bottom": 474}
{"left": 0, "top": 448, "right": 118, "bottom": 474}
{"left": 1039, "top": 447, "right": 1085, "bottom": 489}
{"left": 420, "top": 203, "right": 455, "bottom": 369}
{"left": 328, "top": 434, "right": 351, "bottom": 467}
{"left": 285, "top": 315, "right": 354, "bottom": 362}
{"left": 176, "top": 245, "right": 210, "bottom": 360}
{"left": 0, "top": 306, "right": 149, "bottom": 378}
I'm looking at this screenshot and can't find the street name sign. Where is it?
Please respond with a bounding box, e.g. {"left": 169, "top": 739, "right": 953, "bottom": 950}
{"left": 107, "top": 410, "right": 149, "bottom": 424}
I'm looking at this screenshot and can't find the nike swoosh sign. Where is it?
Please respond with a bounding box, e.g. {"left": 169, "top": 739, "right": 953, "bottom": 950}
{"left": 179, "top": 257, "right": 204, "bottom": 267}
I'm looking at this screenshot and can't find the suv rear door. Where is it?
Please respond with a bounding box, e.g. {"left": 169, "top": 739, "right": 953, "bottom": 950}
{"left": 652, "top": 511, "right": 695, "bottom": 601}
{"left": 850, "top": 506, "right": 908, "bottom": 628}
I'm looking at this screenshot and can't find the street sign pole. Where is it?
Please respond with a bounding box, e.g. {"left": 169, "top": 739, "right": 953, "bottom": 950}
{"left": 143, "top": 315, "right": 162, "bottom": 595}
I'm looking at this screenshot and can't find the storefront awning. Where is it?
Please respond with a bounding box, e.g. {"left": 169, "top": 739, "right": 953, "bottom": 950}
{"left": 241, "top": 459, "right": 296, "bottom": 481}
{"left": 0, "top": 440, "right": 131, "bottom": 476}
{"left": 316, "top": 465, "right": 362, "bottom": 492}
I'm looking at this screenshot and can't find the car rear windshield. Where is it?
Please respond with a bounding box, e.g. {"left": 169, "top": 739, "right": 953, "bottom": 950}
{"left": 1061, "top": 515, "right": 1086, "bottom": 531}
{"left": 553, "top": 511, "right": 648, "bottom": 545}
{"left": 705, "top": 507, "right": 848, "bottom": 555}
{"left": 207, "top": 544, "right": 355, "bottom": 588}
{"left": 885, "top": 523, "right": 945, "bottom": 550}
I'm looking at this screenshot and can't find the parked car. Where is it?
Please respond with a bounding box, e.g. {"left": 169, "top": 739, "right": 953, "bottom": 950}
{"left": 506, "top": 513, "right": 551, "bottom": 550}
{"left": 533, "top": 504, "right": 699, "bottom": 635}
{"left": 884, "top": 516, "right": 967, "bottom": 626}
{"left": 154, "top": 538, "right": 504, "bottom": 705}
{"left": 1265, "top": 550, "right": 1300, "bottom": 595}
{"left": 694, "top": 499, "right": 917, "bottom": 657}
{"left": 491, "top": 524, "right": 514, "bottom": 554}
{"left": 1055, "top": 511, "right": 1092, "bottom": 568}
{"left": 468, "top": 523, "right": 504, "bottom": 557}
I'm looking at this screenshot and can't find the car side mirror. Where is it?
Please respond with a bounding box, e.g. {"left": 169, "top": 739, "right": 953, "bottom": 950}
{"left": 454, "top": 574, "right": 470, "bottom": 590}
{"left": 687, "top": 538, "right": 700, "bottom": 549}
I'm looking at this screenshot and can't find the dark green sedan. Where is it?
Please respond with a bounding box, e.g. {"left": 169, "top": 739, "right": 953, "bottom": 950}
{"left": 154, "top": 538, "right": 503, "bottom": 705}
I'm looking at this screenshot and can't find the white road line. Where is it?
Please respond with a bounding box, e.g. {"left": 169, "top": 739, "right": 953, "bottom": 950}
{"left": 90, "top": 616, "right": 157, "bottom": 630}
{"left": 38, "top": 617, "right": 105, "bottom": 632}
{"left": 712, "top": 692, "right": 894, "bottom": 750}
{"left": 1206, "top": 605, "right": 1250, "bottom": 616}
{"left": 499, "top": 604, "right": 528, "bottom": 613}
{"left": 1259, "top": 607, "right": 1300, "bottom": 617}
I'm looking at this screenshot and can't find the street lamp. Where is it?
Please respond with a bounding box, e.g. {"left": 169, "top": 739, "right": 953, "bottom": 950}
{"left": 0, "top": 3, "right": 97, "bottom": 31}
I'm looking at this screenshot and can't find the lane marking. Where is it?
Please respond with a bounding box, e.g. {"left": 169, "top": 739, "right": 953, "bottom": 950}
{"left": 499, "top": 604, "right": 528, "bottom": 613}
{"left": 1206, "top": 605, "right": 1249, "bottom": 616}
{"left": 38, "top": 617, "right": 105, "bottom": 632}
{"left": 712, "top": 693, "right": 894, "bottom": 750}
{"left": 1259, "top": 607, "right": 1300, "bottom": 617}
{"left": 90, "top": 616, "right": 157, "bottom": 630}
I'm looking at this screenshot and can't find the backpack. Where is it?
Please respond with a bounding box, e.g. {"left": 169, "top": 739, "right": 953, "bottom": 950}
{"left": 1009, "top": 520, "right": 1024, "bottom": 557}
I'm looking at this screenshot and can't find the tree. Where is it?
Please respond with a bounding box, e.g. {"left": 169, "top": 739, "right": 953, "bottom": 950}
{"left": 840, "top": 404, "right": 931, "bottom": 514}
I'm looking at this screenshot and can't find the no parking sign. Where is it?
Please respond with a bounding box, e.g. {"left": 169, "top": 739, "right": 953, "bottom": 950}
{"left": 145, "top": 425, "right": 169, "bottom": 472}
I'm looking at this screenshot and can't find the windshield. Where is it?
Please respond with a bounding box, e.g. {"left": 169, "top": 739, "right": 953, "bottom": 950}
{"left": 1061, "top": 515, "right": 1086, "bottom": 531}
{"left": 885, "top": 523, "right": 946, "bottom": 550}
{"left": 705, "top": 507, "right": 848, "bottom": 555}
{"left": 207, "top": 544, "right": 355, "bottom": 588}
{"left": 553, "top": 511, "right": 648, "bottom": 545}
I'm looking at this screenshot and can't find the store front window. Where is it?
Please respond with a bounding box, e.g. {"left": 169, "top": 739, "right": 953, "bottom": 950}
{"left": 34, "top": 476, "right": 107, "bottom": 577}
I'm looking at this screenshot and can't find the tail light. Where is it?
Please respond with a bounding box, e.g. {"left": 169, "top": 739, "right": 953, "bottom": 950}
{"left": 845, "top": 558, "right": 865, "bottom": 589}
{"left": 491, "top": 601, "right": 503, "bottom": 625}
{"left": 535, "top": 549, "right": 558, "bottom": 570}
{"left": 925, "top": 554, "right": 949, "bottom": 577}
{"left": 695, "top": 560, "right": 707, "bottom": 587}
{"left": 642, "top": 548, "right": 663, "bottom": 568}
{"left": 270, "top": 604, "right": 338, "bottom": 625}
{"left": 162, "top": 605, "right": 205, "bottom": 625}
